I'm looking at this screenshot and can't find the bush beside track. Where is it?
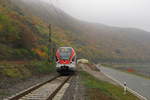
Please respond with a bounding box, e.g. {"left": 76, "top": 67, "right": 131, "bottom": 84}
{"left": 0, "top": 60, "right": 55, "bottom": 87}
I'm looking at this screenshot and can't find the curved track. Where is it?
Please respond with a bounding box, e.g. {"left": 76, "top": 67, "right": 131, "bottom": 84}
{"left": 6, "top": 75, "right": 71, "bottom": 100}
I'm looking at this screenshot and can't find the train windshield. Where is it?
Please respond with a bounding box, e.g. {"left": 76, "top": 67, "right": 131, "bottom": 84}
{"left": 59, "top": 48, "right": 72, "bottom": 60}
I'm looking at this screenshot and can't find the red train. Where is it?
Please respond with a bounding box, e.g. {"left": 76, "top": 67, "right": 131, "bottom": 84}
{"left": 55, "top": 47, "right": 76, "bottom": 73}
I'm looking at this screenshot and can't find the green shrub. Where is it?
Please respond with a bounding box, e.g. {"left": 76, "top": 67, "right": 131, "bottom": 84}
{"left": 3, "top": 68, "right": 23, "bottom": 78}
{"left": 29, "top": 61, "right": 55, "bottom": 74}
{"left": 0, "top": 13, "right": 21, "bottom": 43}
{"left": 0, "top": 64, "right": 32, "bottom": 79}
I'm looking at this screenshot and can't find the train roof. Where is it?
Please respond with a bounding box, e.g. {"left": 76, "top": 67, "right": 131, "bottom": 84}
{"left": 59, "top": 47, "right": 73, "bottom": 49}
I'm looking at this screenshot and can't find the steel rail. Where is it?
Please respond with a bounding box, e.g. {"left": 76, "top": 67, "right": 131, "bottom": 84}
{"left": 47, "top": 75, "right": 71, "bottom": 100}
{"left": 7, "top": 75, "right": 60, "bottom": 100}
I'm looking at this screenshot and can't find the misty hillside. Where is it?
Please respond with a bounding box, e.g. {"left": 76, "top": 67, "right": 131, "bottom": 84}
{"left": 1, "top": 0, "right": 150, "bottom": 62}
{"left": 0, "top": 0, "right": 86, "bottom": 60}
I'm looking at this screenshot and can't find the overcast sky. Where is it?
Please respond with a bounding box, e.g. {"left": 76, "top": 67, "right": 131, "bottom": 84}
{"left": 44, "top": 0, "right": 150, "bottom": 32}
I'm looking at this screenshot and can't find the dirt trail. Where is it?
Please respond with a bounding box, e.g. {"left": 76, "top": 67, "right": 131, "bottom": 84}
{"left": 79, "top": 63, "right": 118, "bottom": 85}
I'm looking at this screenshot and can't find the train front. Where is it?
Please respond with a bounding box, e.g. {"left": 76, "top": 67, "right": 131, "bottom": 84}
{"left": 56, "top": 47, "right": 76, "bottom": 73}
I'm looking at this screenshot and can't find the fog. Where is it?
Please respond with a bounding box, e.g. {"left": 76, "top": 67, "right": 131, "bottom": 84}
{"left": 43, "top": 0, "right": 150, "bottom": 32}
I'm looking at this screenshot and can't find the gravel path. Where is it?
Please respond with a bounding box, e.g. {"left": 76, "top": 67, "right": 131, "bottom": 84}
{"left": 61, "top": 73, "right": 86, "bottom": 100}
{"left": 61, "top": 63, "right": 118, "bottom": 100}
{"left": 79, "top": 64, "right": 118, "bottom": 85}
{"left": 0, "top": 72, "right": 58, "bottom": 100}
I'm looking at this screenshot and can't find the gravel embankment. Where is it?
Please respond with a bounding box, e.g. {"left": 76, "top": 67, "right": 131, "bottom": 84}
{"left": 61, "top": 73, "right": 86, "bottom": 100}
{"left": 79, "top": 63, "right": 118, "bottom": 85}
{"left": 0, "top": 72, "right": 58, "bottom": 99}
{"left": 62, "top": 63, "right": 118, "bottom": 100}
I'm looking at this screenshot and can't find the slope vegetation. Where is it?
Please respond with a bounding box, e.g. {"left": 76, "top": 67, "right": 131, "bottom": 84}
{"left": 1, "top": 0, "right": 150, "bottom": 63}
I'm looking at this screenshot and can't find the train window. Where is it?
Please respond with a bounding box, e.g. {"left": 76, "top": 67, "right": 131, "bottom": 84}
{"left": 55, "top": 56, "right": 58, "bottom": 61}
{"left": 59, "top": 48, "right": 72, "bottom": 60}
{"left": 72, "top": 56, "right": 76, "bottom": 61}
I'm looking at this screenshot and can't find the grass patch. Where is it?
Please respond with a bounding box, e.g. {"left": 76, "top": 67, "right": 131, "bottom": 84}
{"left": 0, "top": 91, "right": 10, "bottom": 96}
{"left": 0, "top": 63, "right": 31, "bottom": 79}
{"left": 29, "top": 60, "right": 55, "bottom": 74}
{"left": 80, "top": 71, "right": 139, "bottom": 100}
{"left": 0, "top": 60, "right": 55, "bottom": 79}
{"left": 3, "top": 68, "right": 23, "bottom": 78}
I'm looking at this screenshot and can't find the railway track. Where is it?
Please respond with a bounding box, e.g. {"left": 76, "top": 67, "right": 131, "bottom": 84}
{"left": 6, "top": 75, "right": 72, "bottom": 100}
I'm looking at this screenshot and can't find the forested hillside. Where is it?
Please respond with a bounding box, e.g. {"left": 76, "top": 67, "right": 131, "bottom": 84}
{"left": 0, "top": 0, "right": 36, "bottom": 60}
{"left": 1, "top": 0, "right": 150, "bottom": 63}
{"left": 0, "top": 0, "right": 86, "bottom": 61}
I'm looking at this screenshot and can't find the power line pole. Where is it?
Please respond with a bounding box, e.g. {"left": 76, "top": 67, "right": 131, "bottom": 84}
{"left": 48, "top": 24, "right": 52, "bottom": 63}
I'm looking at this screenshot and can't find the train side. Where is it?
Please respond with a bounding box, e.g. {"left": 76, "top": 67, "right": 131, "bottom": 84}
{"left": 55, "top": 47, "right": 76, "bottom": 73}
